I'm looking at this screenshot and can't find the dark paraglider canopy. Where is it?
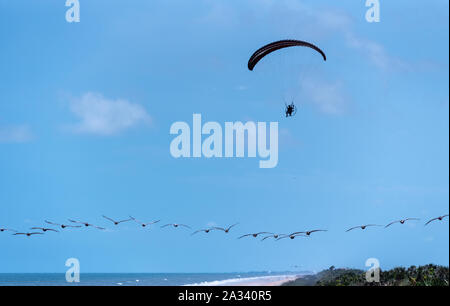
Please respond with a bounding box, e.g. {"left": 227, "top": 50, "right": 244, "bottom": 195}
{"left": 247, "top": 39, "right": 326, "bottom": 71}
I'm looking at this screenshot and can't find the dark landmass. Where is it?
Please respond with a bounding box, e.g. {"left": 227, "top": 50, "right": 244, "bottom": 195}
{"left": 283, "top": 264, "right": 449, "bottom": 286}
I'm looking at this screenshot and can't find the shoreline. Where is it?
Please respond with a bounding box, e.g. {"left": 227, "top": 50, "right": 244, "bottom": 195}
{"left": 184, "top": 274, "right": 301, "bottom": 286}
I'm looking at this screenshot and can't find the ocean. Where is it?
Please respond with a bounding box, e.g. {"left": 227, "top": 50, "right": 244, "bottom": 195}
{"left": 0, "top": 272, "right": 300, "bottom": 286}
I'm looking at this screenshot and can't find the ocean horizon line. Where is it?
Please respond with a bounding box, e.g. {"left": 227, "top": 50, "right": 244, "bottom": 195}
{"left": 0, "top": 272, "right": 307, "bottom": 286}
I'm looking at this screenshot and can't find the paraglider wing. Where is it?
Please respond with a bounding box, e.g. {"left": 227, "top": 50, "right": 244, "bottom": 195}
{"left": 248, "top": 39, "right": 326, "bottom": 71}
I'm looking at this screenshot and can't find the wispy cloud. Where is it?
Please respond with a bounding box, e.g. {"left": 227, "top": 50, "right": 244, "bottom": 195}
{"left": 344, "top": 32, "right": 408, "bottom": 72}
{"left": 67, "top": 92, "right": 151, "bottom": 136}
{"left": 0, "top": 125, "right": 33, "bottom": 143}
{"left": 201, "top": 0, "right": 406, "bottom": 71}
{"left": 282, "top": 1, "right": 407, "bottom": 71}
{"left": 301, "top": 78, "right": 349, "bottom": 115}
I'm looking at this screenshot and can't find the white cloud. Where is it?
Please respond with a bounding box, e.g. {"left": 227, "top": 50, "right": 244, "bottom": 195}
{"left": 301, "top": 78, "right": 349, "bottom": 115}
{"left": 0, "top": 125, "right": 33, "bottom": 143}
{"left": 68, "top": 92, "right": 151, "bottom": 135}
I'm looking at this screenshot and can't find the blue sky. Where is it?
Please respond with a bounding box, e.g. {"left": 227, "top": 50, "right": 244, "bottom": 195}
{"left": 0, "top": 0, "right": 448, "bottom": 273}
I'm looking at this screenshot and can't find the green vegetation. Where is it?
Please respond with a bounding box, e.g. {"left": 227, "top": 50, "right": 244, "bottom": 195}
{"left": 283, "top": 264, "right": 449, "bottom": 286}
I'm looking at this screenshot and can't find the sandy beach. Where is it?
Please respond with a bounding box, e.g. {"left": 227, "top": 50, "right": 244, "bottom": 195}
{"left": 234, "top": 275, "right": 299, "bottom": 286}
{"left": 185, "top": 275, "right": 300, "bottom": 286}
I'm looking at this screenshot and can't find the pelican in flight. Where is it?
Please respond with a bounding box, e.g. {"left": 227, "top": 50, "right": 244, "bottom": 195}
{"left": 238, "top": 232, "right": 273, "bottom": 239}
{"left": 346, "top": 224, "right": 382, "bottom": 232}
{"left": 13, "top": 232, "right": 44, "bottom": 237}
{"left": 276, "top": 233, "right": 308, "bottom": 241}
{"left": 102, "top": 215, "right": 132, "bottom": 225}
{"left": 30, "top": 227, "right": 59, "bottom": 233}
{"left": 68, "top": 219, "right": 105, "bottom": 230}
{"left": 191, "top": 228, "right": 213, "bottom": 235}
{"left": 385, "top": 218, "right": 420, "bottom": 228}
{"left": 161, "top": 223, "right": 191, "bottom": 229}
{"left": 261, "top": 234, "right": 286, "bottom": 241}
{"left": 0, "top": 228, "right": 17, "bottom": 232}
{"left": 425, "top": 214, "right": 449, "bottom": 226}
{"left": 129, "top": 216, "right": 160, "bottom": 228}
{"left": 294, "top": 230, "right": 327, "bottom": 236}
{"left": 45, "top": 220, "right": 81, "bottom": 229}
{"left": 212, "top": 223, "right": 239, "bottom": 233}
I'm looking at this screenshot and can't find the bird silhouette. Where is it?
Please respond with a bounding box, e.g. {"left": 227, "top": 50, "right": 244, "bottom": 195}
{"left": 425, "top": 214, "right": 449, "bottom": 226}
{"left": 385, "top": 218, "right": 420, "bottom": 228}
{"left": 45, "top": 220, "right": 81, "bottom": 229}
{"left": 0, "top": 228, "right": 17, "bottom": 232}
{"left": 68, "top": 219, "right": 105, "bottom": 230}
{"left": 212, "top": 223, "right": 239, "bottom": 233}
{"left": 261, "top": 233, "right": 286, "bottom": 241}
{"left": 129, "top": 216, "right": 160, "bottom": 227}
{"left": 161, "top": 223, "right": 191, "bottom": 229}
{"left": 30, "top": 227, "right": 59, "bottom": 233}
{"left": 102, "top": 215, "right": 132, "bottom": 225}
{"left": 346, "top": 224, "right": 382, "bottom": 232}
{"left": 294, "top": 230, "right": 328, "bottom": 236}
{"left": 13, "top": 232, "right": 44, "bottom": 237}
{"left": 191, "top": 228, "right": 213, "bottom": 235}
{"left": 276, "top": 233, "right": 308, "bottom": 241}
{"left": 238, "top": 232, "right": 273, "bottom": 239}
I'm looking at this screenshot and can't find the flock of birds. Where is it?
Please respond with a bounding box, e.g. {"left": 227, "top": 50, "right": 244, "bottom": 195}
{"left": 0, "top": 214, "right": 448, "bottom": 239}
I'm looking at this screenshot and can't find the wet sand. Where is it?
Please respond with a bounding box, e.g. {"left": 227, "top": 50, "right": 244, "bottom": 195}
{"left": 233, "top": 275, "right": 299, "bottom": 286}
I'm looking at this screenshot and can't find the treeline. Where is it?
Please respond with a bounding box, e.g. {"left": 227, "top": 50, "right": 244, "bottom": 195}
{"left": 282, "top": 264, "right": 449, "bottom": 286}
